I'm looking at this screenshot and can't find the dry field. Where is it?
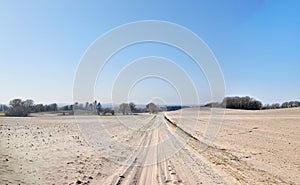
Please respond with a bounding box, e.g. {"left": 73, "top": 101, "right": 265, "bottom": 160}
{"left": 0, "top": 108, "right": 299, "bottom": 185}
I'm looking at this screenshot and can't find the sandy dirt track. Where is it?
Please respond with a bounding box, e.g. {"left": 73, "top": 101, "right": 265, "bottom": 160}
{"left": 0, "top": 108, "right": 299, "bottom": 184}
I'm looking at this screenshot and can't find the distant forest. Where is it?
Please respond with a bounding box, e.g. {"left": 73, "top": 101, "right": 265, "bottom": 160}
{"left": 205, "top": 96, "right": 300, "bottom": 110}
{"left": 1, "top": 96, "right": 299, "bottom": 117}
{"left": 1, "top": 98, "right": 185, "bottom": 117}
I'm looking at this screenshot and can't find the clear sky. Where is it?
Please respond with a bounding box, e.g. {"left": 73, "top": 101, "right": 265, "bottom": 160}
{"left": 1, "top": 0, "right": 299, "bottom": 105}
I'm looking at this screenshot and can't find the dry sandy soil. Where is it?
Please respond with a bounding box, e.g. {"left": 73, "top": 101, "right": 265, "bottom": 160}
{"left": 0, "top": 108, "right": 299, "bottom": 185}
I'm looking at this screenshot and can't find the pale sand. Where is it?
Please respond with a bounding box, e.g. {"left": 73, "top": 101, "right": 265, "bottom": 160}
{"left": 0, "top": 108, "right": 299, "bottom": 184}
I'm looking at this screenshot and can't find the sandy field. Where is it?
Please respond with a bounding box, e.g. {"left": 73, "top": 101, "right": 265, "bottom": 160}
{"left": 0, "top": 108, "right": 299, "bottom": 185}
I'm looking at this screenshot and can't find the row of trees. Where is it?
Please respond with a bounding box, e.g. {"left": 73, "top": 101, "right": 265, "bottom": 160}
{"left": 263, "top": 101, "right": 300, "bottom": 109}
{"left": 60, "top": 101, "right": 102, "bottom": 115}
{"left": 5, "top": 99, "right": 34, "bottom": 116}
{"left": 117, "top": 102, "right": 184, "bottom": 114}
{"left": 222, "top": 96, "right": 263, "bottom": 110}
{"left": 4, "top": 99, "right": 103, "bottom": 117}
{"left": 3, "top": 99, "right": 161, "bottom": 116}
{"left": 3, "top": 98, "right": 186, "bottom": 117}
{"left": 66, "top": 101, "right": 184, "bottom": 115}
{"left": 32, "top": 103, "right": 58, "bottom": 112}
{"left": 0, "top": 104, "right": 8, "bottom": 112}
{"left": 205, "top": 96, "right": 300, "bottom": 110}
{"left": 118, "top": 102, "right": 159, "bottom": 114}
{"left": 5, "top": 99, "right": 58, "bottom": 116}
{"left": 204, "top": 96, "right": 263, "bottom": 110}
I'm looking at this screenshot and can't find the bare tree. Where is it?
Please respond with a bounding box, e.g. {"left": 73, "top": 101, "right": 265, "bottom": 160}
{"left": 102, "top": 108, "right": 114, "bottom": 115}
{"left": 0, "top": 104, "right": 8, "bottom": 111}
{"left": 271, "top": 103, "right": 280, "bottom": 109}
{"left": 281, "top": 102, "right": 289, "bottom": 108}
{"left": 9, "top": 99, "right": 22, "bottom": 107}
{"left": 93, "top": 100, "right": 97, "bottom": 113}
{"left": 6, "top": 98, "right": 34, "bottom": 117}
{"left": 129, "top": 102, "right": 136, "bottom": 113}
{"left": 49, "top": 103, "right": 58, "bottom": 111}
{"left": 85, "top": 102, "right": 89, "bottom": 110}
{"left": 146, "top": 102, "right": 158, "bottom": 114}
{"left": 119, "top": 103, "right": 130, "bottom": 115}
{"left": 96, "top": 102, "right": 102, "bottom": 115}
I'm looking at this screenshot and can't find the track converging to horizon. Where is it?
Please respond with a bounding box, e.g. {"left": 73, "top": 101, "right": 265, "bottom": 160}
{"left": 102, "top": 114, "right": 225, "bottom": 185}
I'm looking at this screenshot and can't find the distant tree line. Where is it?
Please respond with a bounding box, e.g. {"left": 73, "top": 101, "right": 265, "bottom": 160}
{"left": 146, "top": 103, "right": 159, "bottom": 114}
{"left": 118, "top": 102, "right": 158, "bottom": 114}
{"left": 222, "top": 96, "right": 263, "bottom": 110}
{"left": 3, "top": 98, "right": 187, "bottom": 117}
{"left": 263, "top": 101, "right": 300, "bottom": 109}
{"left": 64, "top": 101, "right": 162, "bottom": 115}
{"left": 4, "top": 98, "right": 58, "bottom": 117}
{"left": 61, "top": 101, "right": 104, "bottom": 115}
{"left": 166, "top": 105, "right": 189, "bottom": 111}
{"left": 0, "top": 104, "right": 8, "bottom": 112}
{"left": 205, "top": 96, "right": 300, "bottom": 110}
{"left": 117, "top": 102, "right": 185, "bottom": 115}
{"left": 32, "top": 103, "right": 58, "bottom": 112}
{"left": 4, "top": 99, "right": 101, "bottom": 117}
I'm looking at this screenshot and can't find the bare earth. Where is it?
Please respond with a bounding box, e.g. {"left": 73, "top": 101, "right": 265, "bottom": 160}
{"left": 0, "top": 108, "right": 299, "bottom": 185}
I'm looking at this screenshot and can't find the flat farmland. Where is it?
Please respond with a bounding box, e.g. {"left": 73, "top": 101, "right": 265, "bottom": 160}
{"left": 0, "top": 108, "right": 299, "bottom": 185}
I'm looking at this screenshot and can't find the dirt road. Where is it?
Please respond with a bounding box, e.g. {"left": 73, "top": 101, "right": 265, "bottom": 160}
{"left": 102, "top": 114, "right": 229, "bottom": 185}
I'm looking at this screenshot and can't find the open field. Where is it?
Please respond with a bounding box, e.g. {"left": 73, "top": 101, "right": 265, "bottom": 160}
{"left": 0, "top": 108, "right": 299, "bottom": 184}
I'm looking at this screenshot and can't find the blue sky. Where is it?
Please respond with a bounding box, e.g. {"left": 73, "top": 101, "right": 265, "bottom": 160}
{"left": 0, "top": 0, "right": 299, "bottom": 104}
